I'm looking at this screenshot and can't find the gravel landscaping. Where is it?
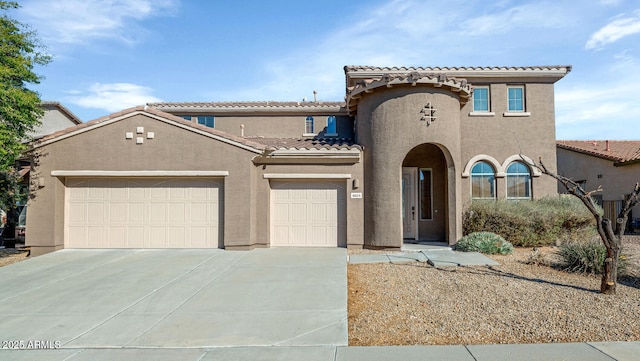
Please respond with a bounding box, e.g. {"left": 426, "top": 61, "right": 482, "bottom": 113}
{"left": 0, "top": 247, "right": 29, "bottom": 267}
{"left": 348, "top": 236, "right": 640, "bottom": 346}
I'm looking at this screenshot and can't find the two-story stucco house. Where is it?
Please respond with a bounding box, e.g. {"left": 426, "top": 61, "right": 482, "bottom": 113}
{"left": 26, "top": 65, "right": 571, "bottom": 256}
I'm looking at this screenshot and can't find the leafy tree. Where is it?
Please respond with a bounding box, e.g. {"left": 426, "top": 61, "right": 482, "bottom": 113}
{"left": 0, "top": 1, "right": 50, "bottom": 242}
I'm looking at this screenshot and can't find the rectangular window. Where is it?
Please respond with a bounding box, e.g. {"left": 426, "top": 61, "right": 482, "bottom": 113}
{"left": 420, "top": 169, "right": 432, "bottom": 220}
{"left": 326, "top": 115, "right": 337, "bottom": 135}
{"left": 507, "top": 86, "right": 524, "bottom": 112}
{"left": 305, "top": 116, "right": 314, "bottom": 134}
{"left": 197, "top": 116, "right": 214, "bottom": 128}
{"left": 180, "top": 115, "right": 192, "bottom": 121}
{"left": 473, "top": 87, "right": 489, "bottom": 112}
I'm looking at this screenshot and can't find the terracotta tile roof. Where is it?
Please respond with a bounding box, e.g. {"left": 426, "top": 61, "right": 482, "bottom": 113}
{"left": 35, "top": 106, "right": 268, "bottom": 153}
{"left": 345, "top": 71, "right": 473, "bottom": 113}
{"left": 245, "top": 137, "right": 362, "bottom": 151}
{"left": 344, "top": 65, "right": 572, "bottom": 73}
{"left": 557, "top": 140, "right": 640, "bottom": 165}
{"left": 148, "top": 101, "right": 346, "bottom": 111}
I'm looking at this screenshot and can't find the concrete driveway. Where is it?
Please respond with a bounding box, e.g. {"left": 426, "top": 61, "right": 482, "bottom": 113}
{"left": 0, "top": 248, "right": 347, "bottom": 353}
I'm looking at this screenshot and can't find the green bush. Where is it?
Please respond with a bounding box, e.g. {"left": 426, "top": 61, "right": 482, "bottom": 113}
{"left": 456, "top": 232, "right": 514, "bottom": 255}
{"left": 557, "top": 237, "right": 628, "bottom": 275}
{"left": 463, "top": 196, "right": 595, "bottom": 247}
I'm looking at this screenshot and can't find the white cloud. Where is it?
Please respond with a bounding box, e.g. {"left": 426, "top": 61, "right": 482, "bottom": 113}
{"left": 461, "top": 3, "right": 570, "bottom": 36}
{"left": 555, "top": 80, "right": 640, "bottom": 139}
{"left": 585, "top": 10, "right": 640, "bottom": 49}
{"left": 20, "top": 0, "right": 179, "bottom": 45}
{"left": 68, "top": 83, "right": 161, "bottom": 113}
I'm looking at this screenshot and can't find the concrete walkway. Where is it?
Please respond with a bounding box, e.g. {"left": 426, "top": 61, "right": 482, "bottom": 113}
{"left": 1, "top": 342, "right": 638, "bottom": 360}
{"left": 348, "top": 242, "right": 500, "bottom": 267}
{"left": 1, "top": 248, "right": 638, "bottom": 360}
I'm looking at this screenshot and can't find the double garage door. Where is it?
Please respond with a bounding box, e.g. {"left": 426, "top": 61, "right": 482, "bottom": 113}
{"left": 66, "top": 178, "right": 222, "bottom": 248}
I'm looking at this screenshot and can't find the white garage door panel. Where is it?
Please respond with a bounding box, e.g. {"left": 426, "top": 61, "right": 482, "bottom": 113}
{"left": 270, "top": 181, "right": 346, "bottom": 247}
{"left": 66, "top": 178, "right": 222, "bottom": 248}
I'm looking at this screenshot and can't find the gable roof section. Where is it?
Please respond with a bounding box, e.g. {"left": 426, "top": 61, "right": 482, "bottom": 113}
{"left": 557, "top": 140, "right": 640, "bottom": 166}
{"left": 34, "top": 106, "right": 267, "bottom": 154}
{"left": 148, "top": 101, "right": 347, "bottom": 115}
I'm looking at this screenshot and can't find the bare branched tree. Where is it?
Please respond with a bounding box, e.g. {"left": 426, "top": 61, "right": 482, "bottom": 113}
{"left": 525, "top": 157, "right": 640, "bottom": 294}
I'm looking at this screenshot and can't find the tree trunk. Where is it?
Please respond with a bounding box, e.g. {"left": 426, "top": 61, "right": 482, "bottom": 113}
{"left": 600, "top": 238, "right": 619, "bottom": 294}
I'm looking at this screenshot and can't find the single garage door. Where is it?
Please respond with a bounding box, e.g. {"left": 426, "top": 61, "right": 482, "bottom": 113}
{"left": 66, "top": 177, "right": 222, "bottom": 248}
{"left": 270, "top": 180, "right": 346, "bottom": 247}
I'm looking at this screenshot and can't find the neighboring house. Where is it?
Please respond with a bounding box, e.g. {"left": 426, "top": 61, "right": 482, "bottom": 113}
{"left": 25, "top": 65, "right": 571, "bottom": 256}
{"left": 557, "top": 140, "right": 640, "bottom": 230}
{"left": 3, "top": 102, "right": 82, "bottom": 244}
{"left": 32, "top": 101, "right": 83, "bottom": 138}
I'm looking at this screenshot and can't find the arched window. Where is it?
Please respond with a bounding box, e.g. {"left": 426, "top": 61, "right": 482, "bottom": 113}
{"left": 506, "top": 161, "right": 531, "bottom": 200}
{"left": 471, "top": 161, "right": 496, "bottom": 199}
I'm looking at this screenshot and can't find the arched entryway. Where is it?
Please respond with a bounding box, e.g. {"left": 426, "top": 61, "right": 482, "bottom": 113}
{"left": 401, "top": 143, "right": 449, "bottom": 242}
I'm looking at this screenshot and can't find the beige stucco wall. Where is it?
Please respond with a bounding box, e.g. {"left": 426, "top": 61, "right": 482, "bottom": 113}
{"left": 557, "top": 148, "right": 640, "bottom": 218}
{"left": 459, "top": 82, "right": 559, "bottom": 202}
{"left": 355, "top": 86, "right": 463, "bottom": 248}
{"left": 27, "top": 113, "right": 259, "bottom": 256}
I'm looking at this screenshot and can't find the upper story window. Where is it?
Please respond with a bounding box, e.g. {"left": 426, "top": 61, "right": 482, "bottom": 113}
{"left": 180, "top": 115, "right": 192, "bottom": 121}
{"left": 473, "top": 87, "right": 490, "bottom": 112}
{"left": 506, "top": 161, "right": 531, "bottom": 200}
{"left": 326, "top": 115, "right": 337, "bottom": 136}
{"left": 471, "top": 161, "right": 496, "bottom": 200}
{"left": 507, "top": 86, "right": 525, "bottom": 112}
{"left": 197, "top": 116, "right": 214, "bottom": 128}
{"left": 305, "top": 116, "right": 314, "bottom": 135}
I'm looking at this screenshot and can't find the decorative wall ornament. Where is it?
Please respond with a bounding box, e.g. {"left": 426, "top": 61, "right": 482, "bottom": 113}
{"left": 420, "top": 103, "right": 437, "bottom": 126}
{"left": 125, "top": 127, "right": 154, "bottom": 145}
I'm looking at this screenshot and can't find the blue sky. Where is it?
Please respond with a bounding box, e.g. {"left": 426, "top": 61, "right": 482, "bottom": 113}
{"left": 14, "top": 0, "right": 640, "bottom": 140}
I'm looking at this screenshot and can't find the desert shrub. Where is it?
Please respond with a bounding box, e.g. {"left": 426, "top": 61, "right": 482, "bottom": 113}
{"left": 463, "top": 196, "right": 595, "bottom": 247}
{"left": 557, "top": 237, "right": 628, "bottom": 275}
{"left": 456, "top": 232, "right": 514, "bottom": 255}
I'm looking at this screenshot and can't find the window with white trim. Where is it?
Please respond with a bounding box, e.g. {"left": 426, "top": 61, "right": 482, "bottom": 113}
{"left": 506, "top": 161, "right": 531, "bottom": 200}
{"left": 179, "top": 115, "right": 192, "bottom": 121}
{"left": 507, "top": 86, "right": 525, "bottom": 112}
{"left": 197, "top": 116, "right": 214, "bottom": 128}
{"left": 305, "top": 116, "right": 314, "bottom": 134}
{"left": 473, "top": 86, "right": 490, "bottom": 112}
{"left": 471, "top": 161, "right": 496, "bottom": 200}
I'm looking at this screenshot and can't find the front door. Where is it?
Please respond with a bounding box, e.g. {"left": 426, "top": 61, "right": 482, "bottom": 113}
{"left": 402, "top": 167, "right": 417, "bottom": 240}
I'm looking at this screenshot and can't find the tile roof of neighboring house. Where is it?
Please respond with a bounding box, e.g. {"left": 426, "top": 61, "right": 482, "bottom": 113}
{"left": 557, "top": 140, "right": 640, "bottom": 165}
{"left": 245, "top": 137, "right": 362, "bottom": 151}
